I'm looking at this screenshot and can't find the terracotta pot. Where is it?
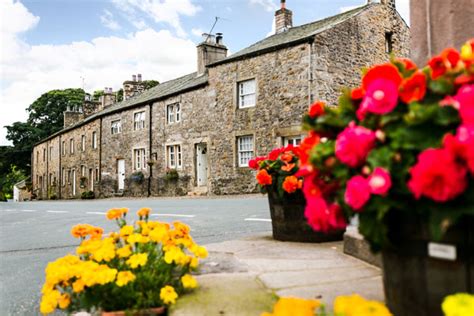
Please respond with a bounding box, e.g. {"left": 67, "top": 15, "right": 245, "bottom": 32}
{"left": 267, "top": 189, "right": 344, "bottom": 242}
{"left": 101, "top": 307, "right": 166, "bottom": 316}
{"left": 382, "top": 212, "right": 474, "bottom": 316}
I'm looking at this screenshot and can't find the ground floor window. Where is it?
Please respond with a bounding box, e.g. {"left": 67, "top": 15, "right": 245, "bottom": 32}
{"left": 237, "top": 135, "right": 254, "bottom": 167}
{"left": 283, "top": 135, "right": 303, "bottom": 147}
{"left": 134, "top": 148, "right": 147, "bottom": 170}
{"left": 166, "top": 144, "right": 182, "bottom": 169}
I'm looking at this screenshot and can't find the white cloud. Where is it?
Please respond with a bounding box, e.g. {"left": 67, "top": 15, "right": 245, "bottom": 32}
{"left": 0, "top": 2, "right": 197, "bottom": 146}
{"left": 100, "top": 9, "right": 121, "bottom": 30}
{"left": 249, "top": 0, "right": 278, "bottom": 12}
{"left": 111, "top": 0, "right": 201, "bottom": 37}
{"left": 191, "top": 28, "right": 204, "bottom": 38}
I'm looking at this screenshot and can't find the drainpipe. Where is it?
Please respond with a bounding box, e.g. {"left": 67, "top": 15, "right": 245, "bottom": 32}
{"left": 148, "top": 103, "right": 153, "bottom": 197}
{"left": 46, "top": 141, "right": 49, "bottom": 199}
{"left": 58, "top": 135, "right": 62, "bottom": 199}
{"left": 99, "top": 118, "right": 103, "bottom": 195}
{"left": 307, "top": 37, "right": 315, "bottom": 105}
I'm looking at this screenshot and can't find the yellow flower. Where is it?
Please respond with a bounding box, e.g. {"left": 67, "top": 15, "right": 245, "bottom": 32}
{"left": 442, "top": 293, "right": 474, "bottom": 316}
{"left": 72, "top": 279, "right": 85, "bottom": 293}
{"left": 334, "top": 294, "right": 366, "bottom": 316}
{"left": 58, "top": 293, "right": 70, "bottom": 309}
{"left": 164, "top": 246, "right": 187, "bottom": 265}
{"left": 137, "top": 207, "right": 151, "bottom": 218}
{"left": 106, "top": 208, "right": 122, "bottom": 220}
{"left": 351, "top": 300, "right": 392, "bottom": 316}
{"left": 461, "top": 41, "right": 473, "bottom": 61}
{"left": 149, "top": 225, "right": 169, "bottom": 243}
{"left": 190, "top": 244, "right": 208, "bottom": 259}
{"left": 127, "top": 233, "right": 149, "bottom": 244}
{"left": 120, "top": 225, "right": 134, "bottom": 237}
{"left": 40, "top": 289, "right": 61, "bottom": 314}
{"left": 116, "top": 245, "right": 132, "bottom": 258}
{"left": 70, "top": 224, "right": 93, "bottom": 239}
{"left": 189, "top": 257, "right": 199, "bottom": 269}
{"left": 90, "top": 238, "right": 116, "bottom": 262}
{"left": 160, "top": 285, "right": 178, "bottom": 305}
{"left": 262, "top": 297, "right": 320, "bottom": 316}
{"left": 116, "top": 271, "right": 136, "bottom": 287}
{"left": 181, "top": 274, "right": 198, "bottom": 289}
{"left": 126, "top": 253, "right": 148, "bottom": 268}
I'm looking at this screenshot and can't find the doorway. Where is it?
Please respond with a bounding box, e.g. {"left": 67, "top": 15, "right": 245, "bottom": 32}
{"left": 117, "top": 159, "right": 125, "bottom": 191}
{"left": 196, "top": 143, "right": 208, "bottom": 187}
{"left": 72, "top": 169, "right": 76, "bottom": 196}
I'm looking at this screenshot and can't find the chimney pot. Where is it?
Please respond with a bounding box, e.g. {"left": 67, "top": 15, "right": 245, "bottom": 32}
{"left": 132, "top": 74, "right": 137, "bottom": 82}
{"left": 137, "top": 74, "right": 142, "bottom": 82}
{"left": 216, "top": 33, "right": 223, "bottom": 45}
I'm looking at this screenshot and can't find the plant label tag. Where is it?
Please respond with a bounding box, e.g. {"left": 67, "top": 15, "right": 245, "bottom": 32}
{"left": 428, "top": 242, "right": 457, "bottom": 261}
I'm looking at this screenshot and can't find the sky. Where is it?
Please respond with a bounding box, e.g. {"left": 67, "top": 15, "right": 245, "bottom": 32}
{"left": 0, "top": 0, "right": 410, "bottom": 146}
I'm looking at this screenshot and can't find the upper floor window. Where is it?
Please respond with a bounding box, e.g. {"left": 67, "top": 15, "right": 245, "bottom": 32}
{"left": 134, "top": 111, "right": 146, "bottom": 130}
{"left": 43, "top": 149, "right": 46, "bottom": 161}
{"left": 238, "top": 79, "right": 256, "bottom": 108}
{"left": 385, "top": 32, "right": 393, "bottom": 53}
{"left": 81, "top": 165, "right": 86, "bottom": 177}
{"left": 81, "top": 135, "right": 86, "bottom": 151}
{"left": 62, "top": 141, "right": 66, "bottom": 156}
{"left": 237, "top": 135, "right": 254, "bottom": 167}
{"left": 49, "top": 147, "right": 53, "bottom": 160}
{"left": 92, "top": 132, "right": 97, "bottom": 149}
{"left": 70, "top": 139, "right": 74, "bottom": 154}
{"left": 111, "top": 120, "right": 122, "bottom": 135}
{"left": 166, "top": 144, "right": 182, "bottom": 169}
{"left": 133, "top": 148, "right": 146, "bottom": 170}
{"left": 167, "top": 103, "right": 181, "bottom": 124}
{"left": 283, "top": 135, "right": 303, "bottom": 147}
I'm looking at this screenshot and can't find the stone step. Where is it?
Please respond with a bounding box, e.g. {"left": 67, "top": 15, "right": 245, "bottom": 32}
{"left": 343, "top": 227, "right": 382, "bottom": 268}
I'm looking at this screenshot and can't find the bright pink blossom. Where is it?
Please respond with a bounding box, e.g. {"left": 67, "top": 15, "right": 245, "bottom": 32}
{"left": 360, "top": 78, "right": 399, "bottom": 115}
{"left": 368, "top": 167, "right": 392, "bottom": 195}
{"left": 444, "top": 125, "right": 474, "bottom": 174}
{"left": 335, "top": 122, "right": 376, "bottom": 167}
{"left": 327, "top": 203, "right": 347, "bottom": 231}
{"left": 408, "top": 148, "right": 468, "bottom": 202}
{"left": 456, "top": 84, "right": 474, "bottom": 126}
{"left": 344, "top": 175, "right": 371, "bottom": 211}
{"left": 304, "top": 197, "right": 346, "bottom": 233}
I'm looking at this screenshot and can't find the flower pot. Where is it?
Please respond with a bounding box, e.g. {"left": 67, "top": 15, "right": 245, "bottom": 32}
{"left": 381, "top": 212, "right": 474, "bottom": 316}
{"left": 267, "top": 189, "right": 344, "bottom": 242}
{"left": 101, "top": 307, "right": 166, "bottom": 316}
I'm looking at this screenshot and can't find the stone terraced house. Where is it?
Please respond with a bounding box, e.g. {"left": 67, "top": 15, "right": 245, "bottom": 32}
{"left": 31, "top": 0, "right": 409, "bottom": 200}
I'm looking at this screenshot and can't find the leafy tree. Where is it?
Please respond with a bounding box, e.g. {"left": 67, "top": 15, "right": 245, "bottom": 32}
{"left": 142, "top": 80, "right": 159, "bottom": 90}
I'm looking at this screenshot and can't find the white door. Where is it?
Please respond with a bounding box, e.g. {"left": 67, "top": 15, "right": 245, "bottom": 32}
{"left": 117, "top": 159, "right": 125, "bottom": 190}
{"left": 72, "top": 170, "right": 76, "bottom": 196}
{"left": 196, "top": 144, "right": 208, "bottom": 186}
{"left": 89, "top": 169, "right": 94, "bottom": 191}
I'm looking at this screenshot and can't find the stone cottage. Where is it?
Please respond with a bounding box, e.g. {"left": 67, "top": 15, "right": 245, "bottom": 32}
{"left": 31, "top": 0, "right": 409, "bottom": 199}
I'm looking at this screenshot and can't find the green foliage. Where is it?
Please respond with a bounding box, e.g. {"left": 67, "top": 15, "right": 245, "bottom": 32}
{"left": 142, "top": 80, "right": 159, "bottom": 90}
{"left": 165, "top": 169, "right": 179, "bottom": 182}
{"left": 81, "top": 191, "right": 95, "bottom": 199}
{"left": 130, "top": 171, "right": 145, "bottom": 184}
{"left": 0, "top": 164, "right": 27, "bottom": 201}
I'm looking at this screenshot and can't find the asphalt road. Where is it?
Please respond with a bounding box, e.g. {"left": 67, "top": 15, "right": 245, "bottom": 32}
{"left": 0, "top": 195, "right": 271, "bottom": 315}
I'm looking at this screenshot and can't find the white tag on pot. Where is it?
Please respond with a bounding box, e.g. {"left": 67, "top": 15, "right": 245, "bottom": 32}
{"left": 428, "top": 242, "right": 457, "bottom": 261}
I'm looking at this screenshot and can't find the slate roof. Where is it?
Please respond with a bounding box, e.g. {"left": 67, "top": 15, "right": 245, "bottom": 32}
{"left": 209, "top": 4, "right": 371, "bottom": 66}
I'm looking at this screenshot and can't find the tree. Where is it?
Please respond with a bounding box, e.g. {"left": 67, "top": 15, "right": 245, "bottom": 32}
{"left": 142, "top": 80, "right": 159, "bottom": 90}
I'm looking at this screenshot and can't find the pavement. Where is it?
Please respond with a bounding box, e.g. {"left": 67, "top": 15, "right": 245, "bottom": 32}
{"left": 170, "top": 234, "right": 383, "bottom": 316}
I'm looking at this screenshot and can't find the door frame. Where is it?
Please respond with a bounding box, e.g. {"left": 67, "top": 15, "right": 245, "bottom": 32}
{"left": 195, "top": 143, "right": 208, "bottom": 187}
{"left": 117, "top": 159, "right": 125, "bottom": 191}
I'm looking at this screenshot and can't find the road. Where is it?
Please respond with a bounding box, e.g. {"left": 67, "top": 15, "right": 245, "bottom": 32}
{"left": 0, "top": 195, "right": 271, "bottom": 315}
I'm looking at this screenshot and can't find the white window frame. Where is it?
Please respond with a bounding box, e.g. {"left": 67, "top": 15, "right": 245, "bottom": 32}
{"left": 175, "top": 104, "right": 181, "bottom": 122}
{"left": 166, "top": 103, "right": 181, "bottom": 124}
{"left": 133, "top": 148, "right": 147, "bottom": 170}
{"left": 92, "top": 132, "right": 97, "bottom": 149}
{"left": 111, "top": 120, "right": 122, "bottom": 135}
{"left": 81, "top": 135, "right": 86, "bottom": 151}
{"left": 62, "top": 168, "right": 66, "bottom": 186}
{"left": 70, "top": 139, "right": 74, "bottom": 154}
{"left": 283, "top": 135, "right": 304, "bottom": 147}
{"left": 238, "top": 79, "right": 256, "bottom": 109}
{"left": 49, "top": 147, "right": 53, "bottom": 161}
{"left": 134, "top": 111, "right": 146, "bottom": 130}
{"left": 237, "top": 135, "right": 254, "bottom": 167}
{"left": 81, "top": 165, "right": 86, "bottom": 177}
{"left": 62, "top": 141, "right": 66, "bottom": 156}
{"left": 166, "top": 144, "right": 182, "bottom": 169}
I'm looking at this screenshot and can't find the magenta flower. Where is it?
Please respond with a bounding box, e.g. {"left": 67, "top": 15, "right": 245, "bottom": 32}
{"left": 304, "top": 196, "right": 331, "bottom": 232}
{"left": 368, "top": 167, "right": 392, "bottom": 195}
{"left": 360, "top": 78, "right": 399, "bottom": 115}
{"left": 335, "top": 122, "right": 376, "bottom": 167}
{"left": 344, "top": 175, "right": 371, "bottom": 211}
{"left": 456, "top": 84, "right": 474, "bottom": 126}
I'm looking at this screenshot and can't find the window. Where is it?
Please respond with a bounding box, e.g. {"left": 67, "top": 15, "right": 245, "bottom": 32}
{"left": 62, "top": 168, "right": 65, "bottom": 186}
{"left": 36, "top": 151, "right": 39, "bottom": 164}
{"left": 70, "top": 139, "right": 74, "bottom": 154}
{"left": 167, "top": 103, "right": 181, "bottom": 124}
{"left": 95, "top": 168, "right": 99, "bottom": 182}
{"left": 81, "top": 165, "right": 86, "bottom": 177}
{"left": 81, "top": 135, "right": 86, "bottom": 151}
{"left": 134, "top": 111, "right": 145, "bottom": 130}
{"left": 111, "top": 120, "right": 122, "bottom": 135}
{"left": 283, "top": 135, "right": 303, "bottom": 147}
{"left": 133, "top": 148, "right": 147, "bottom": 170}
{"left": 67, "top": 170, "right": 71, "bottom": 184}
{"left": 238, "top": 79, "right": 256, "bottom": 108}
{"left": 166, "top": 145, "right": 182, "bottom": 169}
{"left": 385, "top": 32, "right": 393, "bottom": 53}
{"left": 237, "top": 136, "right": 254, "bottom": 167}
{"left": 49, "top": 173, "right": 53, "bottom": 186}
{"left": 43, "top": 149, "right": 46, "bottom": 161}
{"left": 49, "top": 147, "right": 53, "bottom": 161}
{"left": 62, "top": 141, "right": 66, "bottom": 156}
{"left": 92, "top": 132, "right": 97, "bottom": 149}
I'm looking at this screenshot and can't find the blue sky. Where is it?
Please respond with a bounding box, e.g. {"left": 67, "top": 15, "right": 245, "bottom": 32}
{"left": 0, "top": 0, "right": 409, "bottom": 145}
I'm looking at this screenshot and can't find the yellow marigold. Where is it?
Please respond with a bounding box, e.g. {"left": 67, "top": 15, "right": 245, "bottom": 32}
{"left": 120, "top": 225, "right": 135, "bottom": 237}
{"left": 116, "top": 271, "right": 136, "bottom": 287}
{"left": 126, "top": 253, "right": 148, "bottom": 268}
{"left": 262, "top": 297, "right": 320, "bottom": 316}
{"left": 58, "top": 293, "right": 70, "bottom": 309}
{"left": 127, "top": 233, "right": 149, "bottom": 244}
{"left": 334, "top": 294, "right": 384, "bottom": 316}
{"left": 89, "top": 226, "right": 104, "bottom": 240}
{"left": 181, "top": 274, "right": 198, "bottom": 289}
{"left": 81, "top": 262, "right": 117, "bottom": 286}
{"left": 190, "top": 244, "right": 208, "bottom": 259}
{"left": 149, "top": 226, "right": 169, "bottom": 243}
{"left": 40, "top": 289, "right": 61, "bottom": 314}
{"left": 164, "top": 246, "right": 187, "bottom": 265}
{"left": 351, "top": 300, "right": 392, "bottom": 316}
{"left": 116, "top": 245, "right": 132, "bottom": 258}
{"left": 106, "top": 208, "right": 122, "bottom": 220}
{"left": 189, "top": 257, "right": 199, "bottom": 269}
{"left": 137, "top": 207, "right": 151, "bottom": 218}
{"left": 72, "top": 279, "right": 85, "bottom": 293}
{"left": 442, "top": 293, "right": 474, "bottom": 316}
{"left": 160, "top": 285, "right": 178, "bottom": 305}
{"left": 172, "top": 221, "right": 190, "bottom": 238}
{"left": 71, "top": 224, "right": 93, "bottom": 239}
{"left": 90, "top": 238, "right": 116, "bottom": 262}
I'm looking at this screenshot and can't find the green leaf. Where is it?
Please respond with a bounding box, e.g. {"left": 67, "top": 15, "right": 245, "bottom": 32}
{"left": 428, "top": 77, "right": 455, "bottom": 95}
{"left": 404, "top": 102, "right": 438, "bottom": 125}
{"left": 366, "top": 147, "right": 394, "bottom": 170}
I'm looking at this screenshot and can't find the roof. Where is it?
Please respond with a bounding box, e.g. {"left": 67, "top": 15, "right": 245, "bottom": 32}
{"left": 37, "top": 72, "right": 208, "bottom": 144}
{"left": 209, "top": 4, "right": 372, "bottom": 66}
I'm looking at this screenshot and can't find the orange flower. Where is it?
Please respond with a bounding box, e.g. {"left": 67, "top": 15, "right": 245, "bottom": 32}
{"left": 106, "top": 208, "right": 122, "bottom": 220}
{"left": 308, "top": 101, "right": 325, "bottom": 118}
{"left": 256, "top": 169, "right": 272, "bottom": 186}
{"left": 428, "top": 55, "right": 446, "bottom": 80}
{"left": 281, "top": 163, "right": 295, "bottom": 172}
{"left": 299, "top": 131, "right": 320, "bottom": 165}
{"left": 428, "top": 47, "right": 461, "bottom": 79}
{"left": 89, "top": 226, "right": 104, "bottom": 240}
{"left": 280, "top": 152, "right": 293, "bottom": 163}
{"left": 399, "top": 71, "right": 427, "bottom": 103}
{"left": 351, "top": 87, "right": 365, "bottom": 100}
{"left": 137, "top": 207, "right": 151, "bottom": 218}
{"left": 396, "top": 57, "right": 417, "bottom": 72}
{"left": 282, "top": 176, "right": 303, "bottom": 193}
{"left": 71, "top": 224, "right": 93, "bottom": 239}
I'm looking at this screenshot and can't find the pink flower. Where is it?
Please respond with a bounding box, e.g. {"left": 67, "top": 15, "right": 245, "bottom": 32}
{"left": 444, "top": 125, "right": 474, "bottom": 174}
{"left": 327, "top": 203, "right": 347, "bottom": 231}
{"left": 335, "top": 122, "right": 376, "bottom": 167}
{"left": 360, "top": 78, "right": 399, "bottom": 115}
{"left": 408, "top": 148, "right": 468, "bottom": 202}
{"left": 456, "top": 84, "right": 474, "bottom": 126}
{"left": 304, "top": 197, "right": 346, "bottom": 233}
{"left": 367, "top": 167, "right": 392, "bottom": 195}
{"left": 344, "top": 175, "right": 371, "bottom": 211}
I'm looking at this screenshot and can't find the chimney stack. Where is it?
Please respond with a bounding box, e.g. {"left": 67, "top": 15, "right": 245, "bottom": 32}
{"left": 137, "top": 74, "right": 142, "bottom": 82}
{"left": 275, "top": 0, "right": 293, "bottom": 34}
{"left": 196, "top": 33, "right": 228, "bottom": 76}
